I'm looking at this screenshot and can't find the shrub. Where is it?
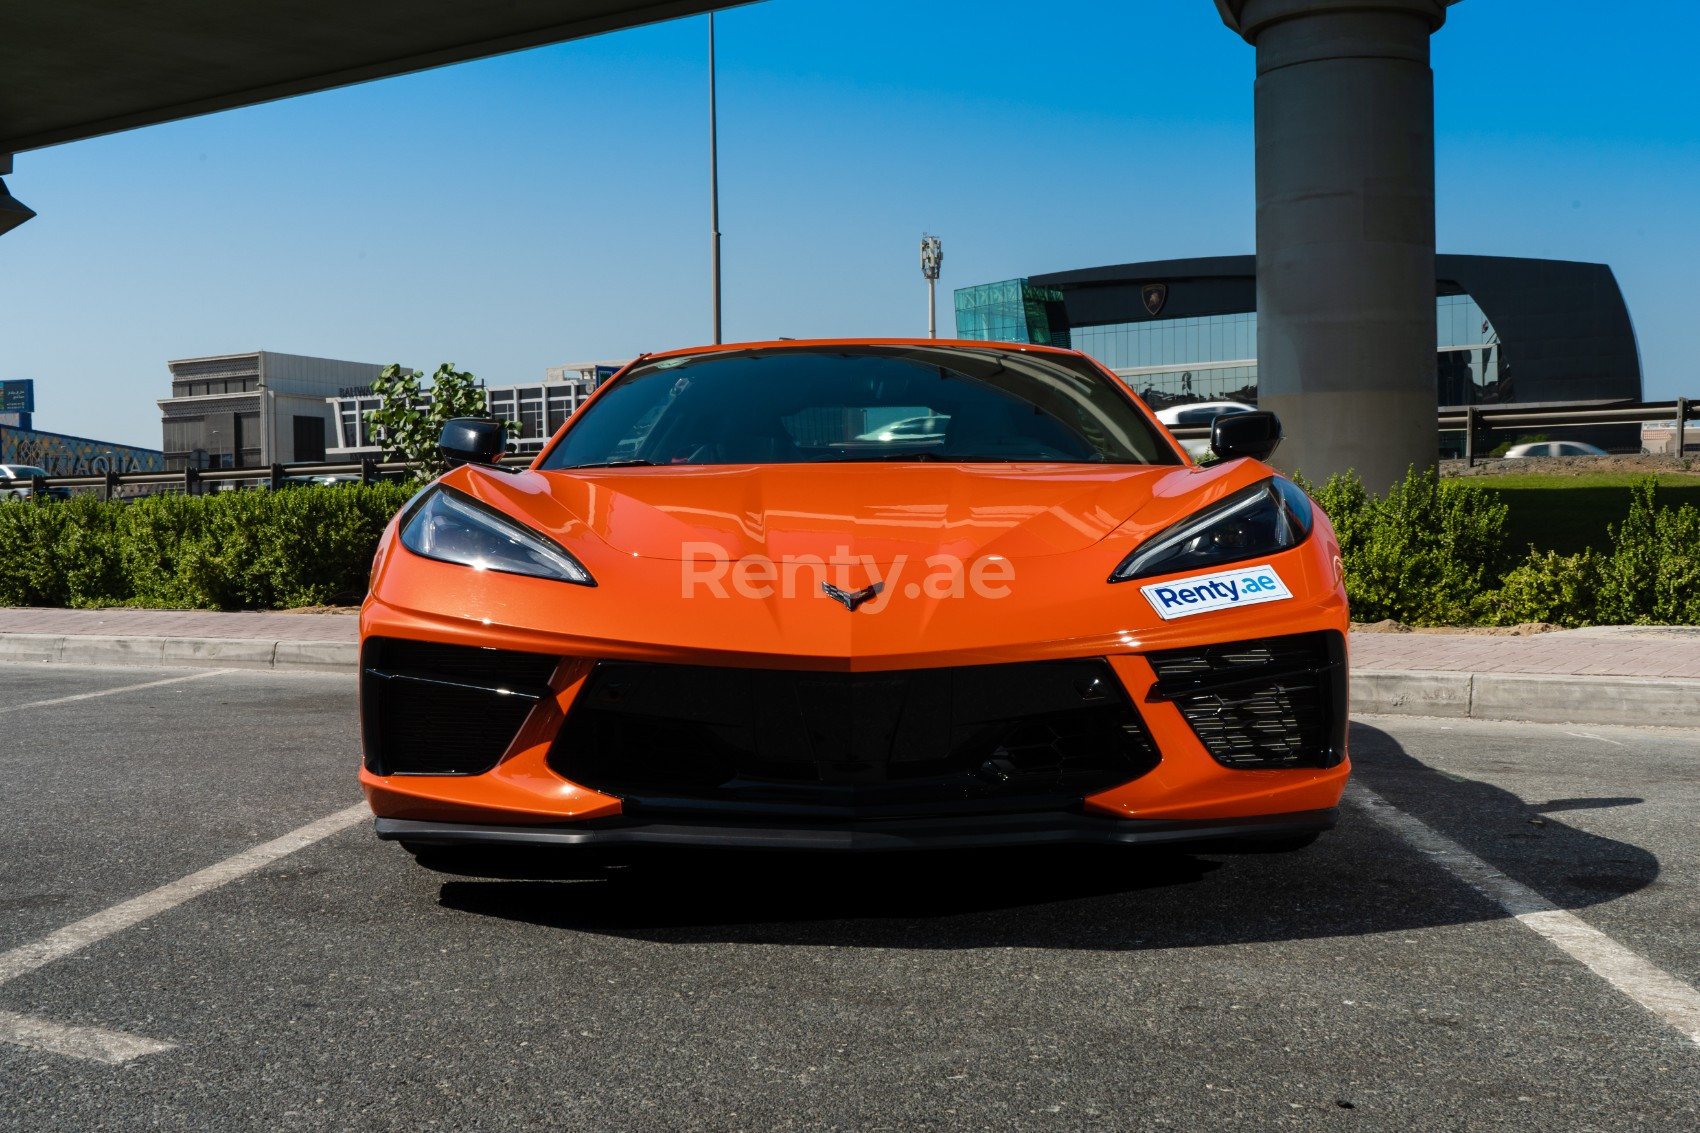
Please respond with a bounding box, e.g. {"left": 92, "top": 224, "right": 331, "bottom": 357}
{"left": 1300, "top": 467, "right": 1509, "bottom": 625}
{"left": 0, "top": 484, "right": 412, "bottom": 611}
{"left": 1595, "top": 479, "right": 1700, "bottom": 625}
{"left": 1478, "top": 548, "right": 1605, "bottom": 627}
{"left": 0, "top": 499, "right": 67, "bottom": 605}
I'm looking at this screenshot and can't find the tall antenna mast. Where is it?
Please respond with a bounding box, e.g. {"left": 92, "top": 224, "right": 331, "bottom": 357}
{"left": 920, "top": 234, "right": 943, "bottom": 339}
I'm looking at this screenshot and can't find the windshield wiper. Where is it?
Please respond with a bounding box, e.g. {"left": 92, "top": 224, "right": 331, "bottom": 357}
{"left": 811, "top": 451, "right": 944, "bottom": 462}
{"left": 564, "top": 458, "right": 658, "bottom": 469}
{"left": 811, "top": 451, "right": 1079, "bottom": 464}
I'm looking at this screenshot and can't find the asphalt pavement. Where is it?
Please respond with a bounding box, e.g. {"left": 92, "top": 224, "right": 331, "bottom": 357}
{"left": 1, "top": 663, "right": 1697, "bottom": 1130}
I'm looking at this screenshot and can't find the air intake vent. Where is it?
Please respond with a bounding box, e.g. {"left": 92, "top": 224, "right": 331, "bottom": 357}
{"left": 1145, "top": 631, "right": 1346, "bottom": 770}
{"left": 361, "top": 637, "right": 559, "bottom": 776}
{"left": 549, "top": 658, "right": 1159, "bottom": 819}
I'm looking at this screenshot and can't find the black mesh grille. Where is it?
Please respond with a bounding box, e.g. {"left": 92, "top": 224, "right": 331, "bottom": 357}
{"left": 1145, "top": 631, "right": 1346, "bottom": 770}
{"left": 549, "top": 659, "right": 1159, "bottom": 818}
{"left": 361, "top": 637, "right": 559, "bottom": 776}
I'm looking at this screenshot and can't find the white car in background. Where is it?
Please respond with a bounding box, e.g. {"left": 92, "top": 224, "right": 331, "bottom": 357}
{"left": 1502, "top": 440, "right": 1609, "bottom": 459}
{"left": 0, "top": 463, "right": 70, "bottom": 501}
{"left": 1153, "top": 401, "right": 1258, "bottom": 460}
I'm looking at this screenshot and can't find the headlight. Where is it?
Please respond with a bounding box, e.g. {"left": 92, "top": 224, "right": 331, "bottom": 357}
{"left": 400, "top": 486, "right": 595, "bottom": 586}
{"left": 1110, "top": 477, "right": 1312, "bottom": 583}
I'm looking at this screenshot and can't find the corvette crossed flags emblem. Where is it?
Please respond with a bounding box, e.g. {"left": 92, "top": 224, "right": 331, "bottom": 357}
{"left": 821, "top": 581, "right": 883, "bottom": 611}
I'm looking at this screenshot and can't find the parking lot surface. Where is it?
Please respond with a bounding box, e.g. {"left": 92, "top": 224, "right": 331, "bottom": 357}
{"left": 1, "top": 662, "right": 1697, "bottom": 1131}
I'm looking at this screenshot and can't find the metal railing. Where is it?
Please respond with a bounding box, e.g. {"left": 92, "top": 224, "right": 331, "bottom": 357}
{"left": 2, "top": 397, "right": 1693, "bottom": 499}
{"left": 1164, "top": 397, "right": 1695, "bottom": 466}
{"left": 0, "top": 454, "right": 533, "bottom": 501}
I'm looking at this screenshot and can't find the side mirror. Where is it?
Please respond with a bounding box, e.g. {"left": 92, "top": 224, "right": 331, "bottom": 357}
{"left": 439, "top": 418, "right": 507, "bottom": 467}
{"left": 1210, "top": 411, "right": 1283, "bottom": 463}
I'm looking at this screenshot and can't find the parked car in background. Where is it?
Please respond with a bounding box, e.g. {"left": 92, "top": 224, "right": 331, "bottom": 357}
{"left": 853, "top": 414, "right": 951, "bottom": 444}
{"left": 0, "top": 463, "right": 71, "bottom": 502}
{"left": 1503, "top": 441, "right": 1610, "bottom": 459}
{"left": 1154, "top": 401, "right": 1258, "bottom": 461}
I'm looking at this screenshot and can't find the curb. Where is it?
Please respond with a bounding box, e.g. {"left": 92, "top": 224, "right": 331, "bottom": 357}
{"left": 1350, "top": 669, "right": 1700, "bottom": 729}
{"left": 0, "top": 634, "right": 355, "bottom": 673}
{"left": 3, "top": 636, "right": 1697, "bottom": 729}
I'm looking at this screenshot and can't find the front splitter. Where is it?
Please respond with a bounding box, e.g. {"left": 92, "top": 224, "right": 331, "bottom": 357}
{"left": 375, "top": 808, "right": 1337, "bottom": 853}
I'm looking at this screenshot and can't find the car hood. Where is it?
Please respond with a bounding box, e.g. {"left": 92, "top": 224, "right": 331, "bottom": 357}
{"left": 466, "top": 462, "right": 1192, "bottom": 564}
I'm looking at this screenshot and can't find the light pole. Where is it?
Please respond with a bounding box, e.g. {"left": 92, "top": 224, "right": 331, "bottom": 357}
{"left": 920, "top": 234, "right": 943, "bottom": 339}
{"left": 709, "top": 13, "right": 722, "bottom": 344}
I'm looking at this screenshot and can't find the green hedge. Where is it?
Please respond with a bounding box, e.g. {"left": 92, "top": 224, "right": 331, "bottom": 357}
{"left": 4, "top": 474, "right": 1695, "bottom": 625}
{"left": 1303, "top": 469, "right": 1700, "bottom": 627}
{"left": 0, "top": 485, "right": 413, "bottom": 610}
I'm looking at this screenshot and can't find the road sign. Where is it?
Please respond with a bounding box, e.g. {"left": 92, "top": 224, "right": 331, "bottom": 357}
{"left": 1, "top": 379, "right": 33, "bottom": 413}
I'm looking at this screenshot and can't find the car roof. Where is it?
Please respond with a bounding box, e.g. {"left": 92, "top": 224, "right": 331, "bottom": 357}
{"left": 631, "top": 337, "right": 1093, "bottom": 364}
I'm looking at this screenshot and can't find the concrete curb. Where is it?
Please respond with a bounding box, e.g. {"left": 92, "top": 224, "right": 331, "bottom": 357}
{"left": 1350, "top": 669, "right": 1700, "bottom": 729}
{"left": 0, "top": 634, "right": 356, "bottom": 673}
{"left": 2, "top": 636, "right": 1696, "bottom": 728}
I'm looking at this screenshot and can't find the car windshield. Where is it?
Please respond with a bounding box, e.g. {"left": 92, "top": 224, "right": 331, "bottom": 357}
{"left": 2, "top": 466, "right": 48, "bottom": 478}
{"left": 540, "top": 345, "right": 1179, "bottom": 469}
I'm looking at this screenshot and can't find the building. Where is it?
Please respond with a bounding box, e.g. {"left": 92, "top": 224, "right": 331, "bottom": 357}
{"left": 956, "top": 255, "right": 1643, "bottom": 450}
{"left": 0, "top": 424, "right": 163, "bottom": 476}
{"left": 1642, "top": 422, "right": 1698, "bottom": 457}
{"left": 325, "top": 360, "right": 626, "bottom": 461}
{"left": 157, "top": 351, "right": 389, "bottom": 471}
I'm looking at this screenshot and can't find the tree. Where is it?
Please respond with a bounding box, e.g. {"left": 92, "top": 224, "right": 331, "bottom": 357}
{"left": 364, "top": 363, "right": 516, "bottom": 480}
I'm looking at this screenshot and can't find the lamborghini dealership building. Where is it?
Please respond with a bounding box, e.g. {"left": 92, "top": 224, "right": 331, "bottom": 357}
{"left": 956, "top": 255, "right": 1642, "bottom": 447}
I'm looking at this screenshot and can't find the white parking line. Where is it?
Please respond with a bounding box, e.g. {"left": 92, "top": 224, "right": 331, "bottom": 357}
{"left": 0, "top": 1010, "right": 176, "bottom": 1065}
{"left": 0, "top": 802, "right": 369, "bottom": 1063}
{"left": 0, "top": 670, "right": 229, "bottom": 715}
{"left": 1349, "top": 783, "right": 1700, "bottom": 1048}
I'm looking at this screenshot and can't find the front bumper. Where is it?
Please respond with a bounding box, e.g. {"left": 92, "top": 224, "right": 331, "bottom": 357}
{"left": 377, "top": 807, "right": 1337, "bottom": 853}
{"left": 358, "top": 549, "right": 1354, "bottom": 841}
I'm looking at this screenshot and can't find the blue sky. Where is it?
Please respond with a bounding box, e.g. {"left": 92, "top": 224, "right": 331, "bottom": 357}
{"left": 2, "top": 0, "right": 1696, "bottom": 447}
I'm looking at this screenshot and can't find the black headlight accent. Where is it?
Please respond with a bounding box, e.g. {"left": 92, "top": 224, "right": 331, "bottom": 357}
{"left": 399, "top": 484, "right": 595, "bottom": 586}
{"left": 1109, "top": 476, "right": 1314, "bottom": 583}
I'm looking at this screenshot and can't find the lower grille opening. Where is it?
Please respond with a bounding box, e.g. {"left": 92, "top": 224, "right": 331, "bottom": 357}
{"left": 1145, "top": 631, "right": 1347, "bottom": 770}
{"left": 548, "top": 659, "right": 1160, "bottom": 819}
{"left": 362, "top": 637, "right": 560, "bottom": 776}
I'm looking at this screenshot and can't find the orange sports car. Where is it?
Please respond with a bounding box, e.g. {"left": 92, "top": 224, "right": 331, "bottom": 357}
{"left": 360, "top": 339, "right": 1349, "bottom": 857}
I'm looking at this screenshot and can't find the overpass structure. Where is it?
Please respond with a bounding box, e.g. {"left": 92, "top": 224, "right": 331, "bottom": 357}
{"left": 0, "top": 1, "right": 741, "bottom": 155}
{"left": 7, "top": 1, "right": 1471, "bottom": 487}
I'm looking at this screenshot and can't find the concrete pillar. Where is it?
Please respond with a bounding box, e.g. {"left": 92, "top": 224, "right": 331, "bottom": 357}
{"left": 1216, "top": 0, "right": 1455, "bottom": 492}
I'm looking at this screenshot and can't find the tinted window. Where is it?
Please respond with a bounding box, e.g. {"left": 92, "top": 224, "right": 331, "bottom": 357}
{"left": 541, "top": 346, "right": 1178, "bottom": 468}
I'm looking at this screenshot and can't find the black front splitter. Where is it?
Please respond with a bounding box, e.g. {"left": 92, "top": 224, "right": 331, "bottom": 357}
{"left": 374, "top": 808, "right": 1337, "bottom": 853}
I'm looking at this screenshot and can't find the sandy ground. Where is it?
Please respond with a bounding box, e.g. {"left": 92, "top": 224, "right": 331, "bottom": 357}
{"left": 1351, "top": 620, "right": 1565, "bottom": 636}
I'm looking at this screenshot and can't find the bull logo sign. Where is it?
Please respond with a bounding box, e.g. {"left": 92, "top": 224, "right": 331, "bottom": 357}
{"left": 1141, "top": 283, "right": 1168, "bottom": 317}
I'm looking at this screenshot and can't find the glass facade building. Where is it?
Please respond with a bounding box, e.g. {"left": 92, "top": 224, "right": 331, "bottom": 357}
{"left": 953, "top": 280, "right": 1070, "bottom": 348}
{"left": 955, "top": 257, "right": 1638, "bottom": 432}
